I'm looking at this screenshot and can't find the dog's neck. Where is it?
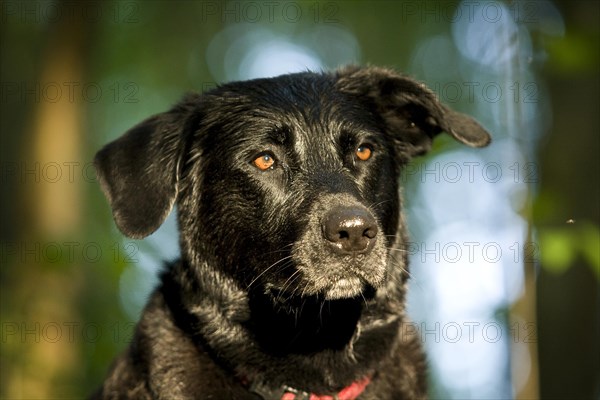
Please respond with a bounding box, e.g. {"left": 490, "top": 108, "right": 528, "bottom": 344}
{"left": 247, "top": 290, "right": 365, "bottom": 355}
{"left": 163, "top": 259, "right": 404, "bottom": 393}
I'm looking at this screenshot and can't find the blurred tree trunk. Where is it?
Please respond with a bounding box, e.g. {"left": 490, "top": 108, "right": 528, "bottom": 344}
{"left": 3, "top": 2, "right": 91, "bottom": 397}
{"left": 535, "top": 2, "right": 600, "bottom": 399}
{"left": 512, "top": 238, "right": 540, "bottom": 400}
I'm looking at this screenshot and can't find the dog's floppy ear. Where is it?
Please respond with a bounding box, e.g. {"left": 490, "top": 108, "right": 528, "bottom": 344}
{"left": 94, "top": 94, "right": 200, "bottom": 239}
{"left": 336, "top": 66, "right": 491, "bottom": 158}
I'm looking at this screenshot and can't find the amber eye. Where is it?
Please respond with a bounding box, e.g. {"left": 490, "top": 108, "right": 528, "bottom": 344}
{"left": 253, "top": 153, "right": 276, "bottom": 171}
{"left": 355, "top": 145, "right": 373, "bottom": 161}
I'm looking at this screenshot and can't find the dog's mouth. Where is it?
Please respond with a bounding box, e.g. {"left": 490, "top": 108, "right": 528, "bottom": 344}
{"left": 307, "top": 275, "right": 375, "bottom": 300}
{"left": 267, "top": 272, "right": 379, "bottom": 304}
{"left": 280, "top": 251, "right": 387, "bottom": 301}
{"left": 267, "top": 278, "right": 377, "bottom": 310}
{"left": 274, "top": 242, "right": 387, "bottom": 302}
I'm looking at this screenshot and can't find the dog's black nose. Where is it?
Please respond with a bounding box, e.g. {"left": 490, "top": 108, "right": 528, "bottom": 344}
{"left": 322, "top": 206, "right": 378, "bottom": 254}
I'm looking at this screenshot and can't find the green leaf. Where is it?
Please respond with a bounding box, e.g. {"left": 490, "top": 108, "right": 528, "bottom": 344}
{"left": 539, "top": 229, "right": 576, "bottom": 274}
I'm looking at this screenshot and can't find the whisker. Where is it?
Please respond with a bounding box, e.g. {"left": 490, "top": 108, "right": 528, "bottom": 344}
{"left": 368, "top": 199, "right": 393, "bottom": 211}
{"left": 382, "top": 234, "right": 404, "bottom": 240}
{"left": 278, "top": 268, "right": 302, "bottom": 296}
{"left": 359, "top": 291, "right": 369, "bottom": 309}
{"left": 263, "top": 243, "right": 295, "bottom": 256}
{"left": 276, "top": 268, "right": 304, "bottom": 304}
{"left": 387, "top": 252, "right": 425, "bottom": 291}
{"left": 319, "top": 299, "right": 326, "bottom": 325}
{"left": 246, "top": 255, "right": 294, "bottom": 289}
{"left": 389, "top": 254, "right": 411, "bottom": 278}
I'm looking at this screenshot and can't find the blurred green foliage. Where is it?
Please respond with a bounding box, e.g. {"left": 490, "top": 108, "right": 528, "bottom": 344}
{"left": 539, "top": 222, "right": 600, "bottom": 277}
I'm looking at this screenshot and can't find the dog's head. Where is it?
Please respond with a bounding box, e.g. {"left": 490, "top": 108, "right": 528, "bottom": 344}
{"left": 95, "top": 66, "right": 490, "bottom": 303}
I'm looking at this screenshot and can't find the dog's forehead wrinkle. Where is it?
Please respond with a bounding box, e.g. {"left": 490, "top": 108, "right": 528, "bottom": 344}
{"left": 289, "top": 120, "right": 349, "bottom": 169}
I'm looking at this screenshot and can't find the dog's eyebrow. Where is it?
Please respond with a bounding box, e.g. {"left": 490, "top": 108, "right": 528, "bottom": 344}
{"left": 266, "top": 125, "right": 292, "bottom": 145}
{"left": 339, "top": 126, "right": 382, "bottom": 145}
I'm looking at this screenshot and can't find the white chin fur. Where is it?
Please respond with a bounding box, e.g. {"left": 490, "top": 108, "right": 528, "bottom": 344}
{"left": 324, "top": 277, "right": 364, "bottom": 300}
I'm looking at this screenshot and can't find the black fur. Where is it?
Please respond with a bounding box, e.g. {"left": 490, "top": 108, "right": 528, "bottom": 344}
{"left": 92, "top": 66, "right": 491, "bottom": 399}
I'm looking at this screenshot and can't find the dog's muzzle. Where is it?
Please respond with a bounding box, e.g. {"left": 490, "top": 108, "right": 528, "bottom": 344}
{"left": 290, "top": 195, "right": 387, "bottom": 300}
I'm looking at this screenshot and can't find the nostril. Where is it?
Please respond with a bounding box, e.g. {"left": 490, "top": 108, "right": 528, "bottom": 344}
{"left": 364, "top": 227, "right": 377, "bottom": 239}
{"left": 338, "top": 230, "right": 350, "bottom": 240}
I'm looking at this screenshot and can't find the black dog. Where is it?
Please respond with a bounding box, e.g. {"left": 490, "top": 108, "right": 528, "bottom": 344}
{"left": 92, "top": 66, "right": 490, "bottom": 399}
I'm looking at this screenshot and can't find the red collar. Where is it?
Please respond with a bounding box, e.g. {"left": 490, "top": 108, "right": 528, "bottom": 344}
{"left": 248, "top": 376, "right": 371, "bottom": 400}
